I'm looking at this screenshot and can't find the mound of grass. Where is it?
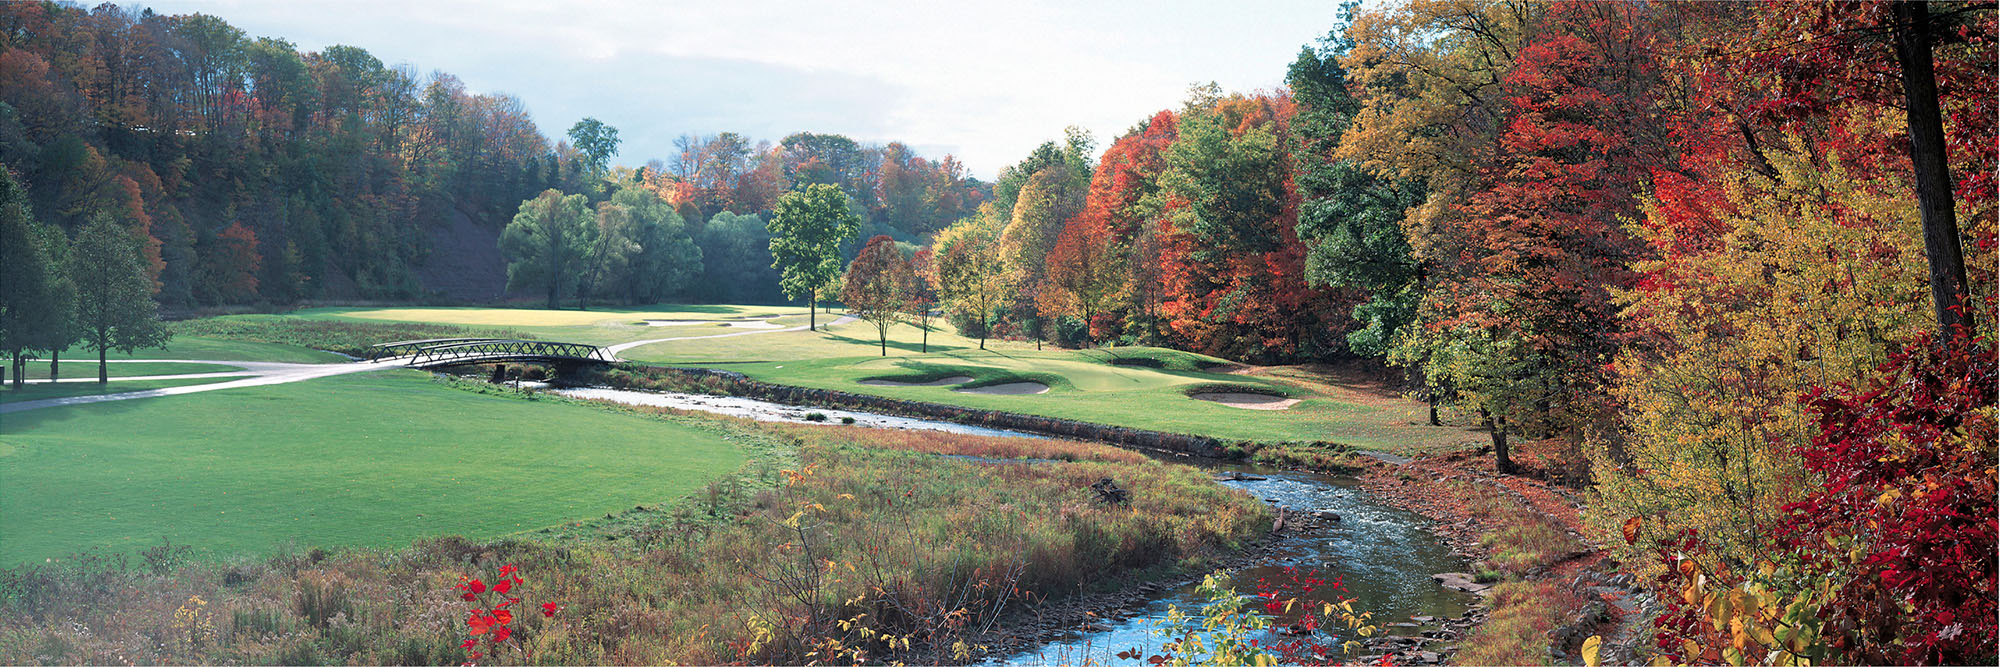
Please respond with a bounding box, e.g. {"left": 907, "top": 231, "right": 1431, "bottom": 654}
{"left": 1176, "top": 382, "right": 1297, "bottom": 398}
{"left": 0, "top": 372, "right": 750, "bottom": 565}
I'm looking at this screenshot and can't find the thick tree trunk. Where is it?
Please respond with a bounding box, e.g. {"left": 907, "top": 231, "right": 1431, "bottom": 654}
{"left": 1891, "top": 1, "right": 1971, "bottom": 339}
{"left": 809, "top": 290, "right": 817, "bottom": 331}
{"left": 1429, "top": 398, "right": 1440, "bottom": 427}
{"left": 49, "top": 350, "right": 57, "bottom": 382}
{"left": 921, "top": 323, "right": 929, "bottom": 353}
{"left": 879, "top": 324, "right": 887, "bottom": 356}
{"left": 98, "top": 342, "right": 108, "bottom": 385}
{"left": 1491, "top": 423, "right": 1513, "bottom": 474}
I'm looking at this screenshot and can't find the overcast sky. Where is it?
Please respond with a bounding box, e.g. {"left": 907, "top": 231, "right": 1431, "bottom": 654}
{"left": 144, "top": 0, "right": 1346, "bottom": 179}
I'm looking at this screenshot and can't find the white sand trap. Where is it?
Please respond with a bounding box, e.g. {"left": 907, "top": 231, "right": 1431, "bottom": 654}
{"left": 643, "top": 319, "right": 783, "bottom": 329}
{"left": 955, "top": 382, "right": 1050, "bottom": 395}
{"left": 1191, "top": 392, "right": 1301, "bottom": 410}
{"left": 859, "top": 375, "right": 975, "bottom": 387}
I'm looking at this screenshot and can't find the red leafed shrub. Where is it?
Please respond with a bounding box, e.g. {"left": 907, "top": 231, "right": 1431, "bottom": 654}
{"left": 1651, "top": 333, "right": 1996, "bottom": 665}
{"left": 1779, "top": 332, "right": 1997, "bottom": 665}
{"left": 453, "top": 564, "right": 561, "bottom": 665}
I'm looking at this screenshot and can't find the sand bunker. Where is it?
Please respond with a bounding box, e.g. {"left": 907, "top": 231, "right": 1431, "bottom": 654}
{"left": 954, "top": 382, "right": 1051, "bottom": 395}
{"left": 859, "top": 375, "right": 974, "bottom": 387}
{"left": 1191, "top": 392, "right": 1300, "bottom": 410}
{"left": 643, "top": 319, "right": 783, "bottom": 329}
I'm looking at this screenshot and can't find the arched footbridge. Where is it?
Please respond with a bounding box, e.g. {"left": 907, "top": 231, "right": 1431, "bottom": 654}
{"left": 367, "top": 338, "right": 613, "bottom": 369}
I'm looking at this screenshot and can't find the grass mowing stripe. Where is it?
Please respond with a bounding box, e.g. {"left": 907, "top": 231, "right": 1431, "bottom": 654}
{"left": 0, "top": 371, "right": 748, "bottom": 565}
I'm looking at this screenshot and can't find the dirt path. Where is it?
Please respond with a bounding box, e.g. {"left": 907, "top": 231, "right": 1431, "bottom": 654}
{"left": 0, "top": 359, "right": 402, "bottom": 414}
{"left": 604, "top": 314, "right": 858, "bottom": 360}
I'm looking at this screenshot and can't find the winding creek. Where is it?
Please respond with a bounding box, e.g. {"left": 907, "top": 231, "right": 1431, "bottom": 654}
{"left": 552, "top": 385, "right": 1477, "bottom": 663}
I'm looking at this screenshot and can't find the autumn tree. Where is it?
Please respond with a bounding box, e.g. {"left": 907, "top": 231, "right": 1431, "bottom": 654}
{"left": 1038, "top": 213, "right": 1125, "bottom": 346}
{"left": 1085, "top": 111, "right": 1180, "bottom": 343}
{"left": 501, "top": 189, "right": 593, "bottom": 309}
{"left": 768, "top": 184, "right": 860, "bottom": 330}
{"left": 1155, "top": 92, "right": 1344, "bottom": 362}
{"left": 197, "top": 222, "right": 261, "bottom": 305}
{"left": 842, "top": 235, "right": 915, "bottom": 356}
{"left": 929, "top": 208, "right": 1013, "bottom": 350}
{"left": 71, "top": 213, "right": 169, "bottom": 384}
{"left": 907, "top": 248, "right": 939, "bottom": 353}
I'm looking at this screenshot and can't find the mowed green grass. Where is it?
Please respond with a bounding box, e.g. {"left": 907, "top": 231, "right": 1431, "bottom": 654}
{"left": 59, "top": 336, "right": 348, "bottom": 364}
{"left": 169, "top": 305, "right": 1484, "bottom": 452}
{"left": 0, "top": 371, "right": 749, "bottom": 565}
{"left": 704, "top": 349, "right": 1474, "bottom": 450}
{"left": 0, "top": 377, "right": 239, "bottom": 404}
{"left": 15, "top": 360, "right": 242, "bottom": 380}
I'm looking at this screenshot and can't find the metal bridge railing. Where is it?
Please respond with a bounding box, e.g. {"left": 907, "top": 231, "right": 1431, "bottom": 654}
{"left": 367, "top": 338, "right": 611, "bottom": 368}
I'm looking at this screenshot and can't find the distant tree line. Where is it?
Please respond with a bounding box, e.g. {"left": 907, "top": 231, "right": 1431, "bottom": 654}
{"left": 0, "top": 1, "right": 991, "bottom": 310}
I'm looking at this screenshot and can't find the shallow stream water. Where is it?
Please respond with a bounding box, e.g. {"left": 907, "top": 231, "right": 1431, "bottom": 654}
{"left": 553, "top": 384, "right": 1473, "bottom": 664}
{"left": 990, "top": 462, "right": 1475, "bottom": 665}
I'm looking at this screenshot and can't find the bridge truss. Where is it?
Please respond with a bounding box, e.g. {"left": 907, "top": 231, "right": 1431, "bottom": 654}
{"left": 367, "top": 338, "right": 612, "bottom": 369}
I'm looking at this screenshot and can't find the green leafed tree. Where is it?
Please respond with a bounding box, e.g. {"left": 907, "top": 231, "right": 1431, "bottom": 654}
{"left": 1, "top": 171, "right": 56, "bottom": 387}
{"left": 71, "top": 213, "right": 169, "bottom": 384}
{"left": 501, "top": 189, "right": 593, "bottom": 309}
{"left": 567, "top": 117, "right": 621, "bottom": 180}
{"left": 768, "top": 184, "right": 860, "bottom": 330}
{"left": 1289, "top": 40, "right": 1427, "bottom": 359}
{"left": 32, "top": 222, "right": 79, "bottom": 381}
{"left": 611, "top": 186, "right": 702, "bottom": 304}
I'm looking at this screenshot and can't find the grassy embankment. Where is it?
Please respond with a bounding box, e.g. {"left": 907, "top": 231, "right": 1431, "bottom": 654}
{"left": 0, "top": 390, "right": 1268, "bottom": 665}
{"left": 1367, "top": 451, "right": 1601, "bottom": 664}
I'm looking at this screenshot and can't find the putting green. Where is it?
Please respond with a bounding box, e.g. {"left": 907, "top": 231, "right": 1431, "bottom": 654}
{"left": 0, "top": 371, "right": 750, "bottom": 565}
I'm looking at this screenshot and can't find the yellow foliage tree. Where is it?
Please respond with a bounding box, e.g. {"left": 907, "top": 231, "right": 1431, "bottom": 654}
{"left": 1590, "top": 138, "right": 1934, "bottom": 573}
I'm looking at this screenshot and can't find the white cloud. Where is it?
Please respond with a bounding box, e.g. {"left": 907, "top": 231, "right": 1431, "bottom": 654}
{"left": 145, "top": 0, "right": 1343, "bottom": 178}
